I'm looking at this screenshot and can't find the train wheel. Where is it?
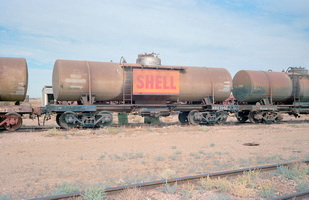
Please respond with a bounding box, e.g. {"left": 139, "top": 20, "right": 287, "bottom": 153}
{"left": 188, "top": 110, "right": 200, "bottom": 125}
{"left": 178, "top": 112, "right": 189, "bottom": 125}
{"left": 248, "top": 111, "right": 262, "bottom": 124}
{"left": 56, "top": 113, "right": 61, "bottom": 126}
{"left": 3, "top": 112, "right": 23, "bottom": 131}
{"left": 58, "top": 111, "right": 78, "bottom": 130}
{"left": 216, "top": 111, "right": 228, "bottom": 124}
{"left": 274, "top": 114, "right": 283, "bottom": 123}
{"left": 236, "top": 111, "right": 249, "bottom": 123}
{"left": 262, "top": 111, "right": 282, "bottom": 124}
{"left": 95, "top": 111, "right": 113, "bottom": 128}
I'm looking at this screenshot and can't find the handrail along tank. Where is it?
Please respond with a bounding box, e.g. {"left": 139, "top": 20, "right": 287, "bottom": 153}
{"left": 232, "top": 70, "right": 293, "bottom": 103}
{"left": 0, "top": 57, "right": 28, "bottom": 101}
{"left": 52, "top": 55, "right": 232, "bottom": 103}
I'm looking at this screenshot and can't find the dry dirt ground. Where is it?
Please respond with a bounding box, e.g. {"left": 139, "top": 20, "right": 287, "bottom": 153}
{"left": 0, "top": 114, "right": 309, "bottom": 199}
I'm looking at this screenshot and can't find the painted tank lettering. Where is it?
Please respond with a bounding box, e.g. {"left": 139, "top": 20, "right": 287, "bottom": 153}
{"left": 70, "top": 74, "right": 82, "bottom": 79}
{"left": 156, "top": 75, "right": 162, "bottom": 89}
{"left": 69, "top": 86, "right": 83, "bottom": 89}
{"left": 136, "top": 75, "right": 176, "bottom": 89}
{"left": 145, "top": 75, "right": 154, "bottom": 89}
{"left": 219, "top": 85, "right": 231, "bottom": 92}
{"left": 136, "top": 75, "right": 144, "bottom": 89}
{"left": 65, "top": 78, "right": 86, "bottom": 83}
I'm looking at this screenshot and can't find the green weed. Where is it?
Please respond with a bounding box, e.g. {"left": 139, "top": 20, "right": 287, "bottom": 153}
{"left": 161, "top": 182, "right": 178, "bottom": 194}
{"left": 210, "top": 143, "right": 216, "bottom": 147}
{"left": 98, "top": 154, "right": 105, "bottom": 160}
{"left": 207, "top": 193, "right": 231, "bottom": 200}
{"left": 200, "top": 176, "right": 231, "bottom": 193}
{"left": 198, "top": 150, "right": 206, "bottom": 155}
{"left": 277, "top": 164, "right": 309, "bottom": 180}
{"left": 155, "top": 156, "right": 165, "bottom": 161}
{"left": 175, "top": 151, "right": 182, "bottom": 155}
{"left": 0, "top": 195, "right": 11, "bottom": 200}
{"left": 180, "top": 182, "right": 195, "bottom": 199}
{"left": 82, "top": 185, "right": 106, "bottom": 200}
{"left": 107, "top": 127, "right": 123, "bottom": 134}
{"left": 159, "top": 169, "right": 176, "bottom": 180}
{"left": 53, "top": 182, "right": 80, "bottom": 194}
{"left": 258, "top": 180, "right": 276, "bottom": 198}
{"left": 296, "top": 179, "right": 309, "bottom": 191}
{"left": 123, "top": 152, "right": 144, "bottom": 159}
{"left": 168, "top": 154, "right": 178, "bottom": 161}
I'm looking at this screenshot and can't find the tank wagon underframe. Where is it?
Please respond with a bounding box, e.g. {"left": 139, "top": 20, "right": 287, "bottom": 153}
{"left": 43, "top": 104, "right": 240, "bottom": 129}
{"left": 235, "top": 103, "right": 309, "bottom": 124}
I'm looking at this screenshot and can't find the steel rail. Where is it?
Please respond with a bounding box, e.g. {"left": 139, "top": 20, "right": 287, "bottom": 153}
{"left": 4, "top": 117, "right": 309, "bottom": 133}
{"left": 29, "top": 159, "right": 309, "bottom": 200}
{"left": 267, "top": 190, "right": 309, "bottom": 200}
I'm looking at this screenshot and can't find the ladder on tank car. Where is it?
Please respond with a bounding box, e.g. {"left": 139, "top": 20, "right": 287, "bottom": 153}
{"left": 122, "top": 67, "right": 133, "bottom": 104}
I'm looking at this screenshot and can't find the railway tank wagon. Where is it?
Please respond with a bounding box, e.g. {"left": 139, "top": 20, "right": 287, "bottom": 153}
{"left": 0, "top": 57, "right": 33, "bottom": 131}
{"left": 233, "top": 68, "right": 309, "bottom": 123}
{"left": 48, "top": 53, "right": 236, "bottom": 129}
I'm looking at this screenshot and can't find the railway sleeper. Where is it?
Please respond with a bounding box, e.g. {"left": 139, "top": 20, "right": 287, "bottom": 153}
{"left": 187, "top": 110, "right": 228, "bottom": 125}
{"left": 58, "top": 111, "right": 113, "bottom": 129}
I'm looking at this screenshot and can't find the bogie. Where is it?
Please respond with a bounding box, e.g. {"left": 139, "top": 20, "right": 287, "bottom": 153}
{"left": 57, "top": 111, "right": 113, "bottom": 129}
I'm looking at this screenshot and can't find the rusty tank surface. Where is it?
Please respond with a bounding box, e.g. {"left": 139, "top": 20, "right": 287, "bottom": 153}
{"left": 0, "top": 57, "right": 28, "bottom": 101}
{"left": 287, "top": 67, "right": 309, "bottom": 102}
{"left": 53, "top": 60, "right": 124, "bottom": 101}
{"left": 233, "top": 70, "right": 293, "bottom": 103}
{"left": 53, "top": 56, "right": 232, "bottom": 103}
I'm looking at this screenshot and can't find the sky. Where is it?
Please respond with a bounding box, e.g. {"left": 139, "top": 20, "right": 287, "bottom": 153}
{"left": 1, "top": 0, "right": 309, "bottom": 98}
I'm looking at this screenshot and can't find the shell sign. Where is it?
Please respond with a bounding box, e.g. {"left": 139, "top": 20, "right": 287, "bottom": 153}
{"left": 133, "top": 69, "right": 180, "bottom": 95}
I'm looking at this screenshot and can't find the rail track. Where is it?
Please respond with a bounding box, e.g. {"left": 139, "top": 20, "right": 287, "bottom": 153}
{"left": 1, "top": 117, "right": 308, "bottom": 133}
{"left": 30, "top": 159, "right": 309, "bottom": 200}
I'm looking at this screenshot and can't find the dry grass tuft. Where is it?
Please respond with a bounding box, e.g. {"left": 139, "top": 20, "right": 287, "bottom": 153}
{"left": 200, "top": 176, "right": 232, "bottom": 193}
{"left": 231, "top": 170, "right": 260, "bottom": 197}
{"left": 258, "top": 180, "right": 276, "bottom": 198}
{"left": 231, "top": 182, "right": 254, "bottom": 198}
{"left": 159, "top": 169, "right": 177, "bottom": 180}
{"left": 130, "top": 115, "right": 143, "bottom": 123}
{"left": 180, "top": 182, "right": 195, "bottom": 198}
